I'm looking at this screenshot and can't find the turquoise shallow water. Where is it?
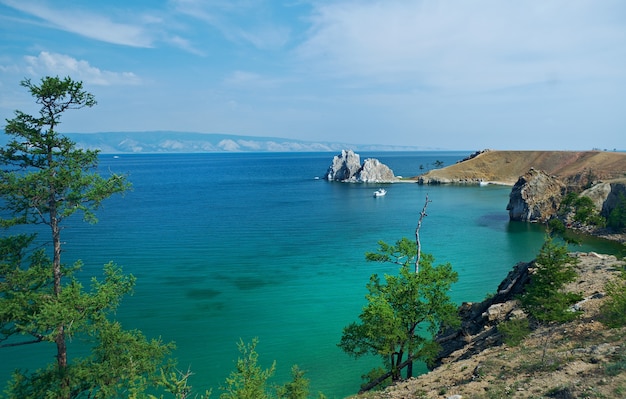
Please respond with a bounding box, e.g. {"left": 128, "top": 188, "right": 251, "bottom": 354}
{"left": 1, "top": 152, "right": 623, "bottom": 398}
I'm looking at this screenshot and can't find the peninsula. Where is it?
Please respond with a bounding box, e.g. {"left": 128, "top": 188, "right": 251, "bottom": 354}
{"left": 414, "top": 150, "right": 626, "bottom": 186}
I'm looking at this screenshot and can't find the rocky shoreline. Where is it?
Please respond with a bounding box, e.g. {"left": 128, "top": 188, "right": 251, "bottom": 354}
{"left": 349, "top": 251, "right": 626, "bottom": 399}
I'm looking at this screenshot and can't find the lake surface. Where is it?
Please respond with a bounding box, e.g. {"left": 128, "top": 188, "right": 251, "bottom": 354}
{"left": 1, "top": 152, "right": 623, "bottom": 398}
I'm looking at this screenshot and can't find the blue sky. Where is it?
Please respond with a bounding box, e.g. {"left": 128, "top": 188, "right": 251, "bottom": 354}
{"left": 1, "top": 0, "right": 625, "bottom": 150}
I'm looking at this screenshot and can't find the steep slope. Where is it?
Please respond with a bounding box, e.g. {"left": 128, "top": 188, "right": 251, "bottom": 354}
{"left": 349, "top": 252, "right": 626, "bottom": 399}
{"left": 415, "top": 150, "right": 626, "bottom": 186}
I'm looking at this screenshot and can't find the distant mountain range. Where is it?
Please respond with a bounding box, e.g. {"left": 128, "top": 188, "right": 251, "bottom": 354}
{"left": 0, "top": 131, "right": 436, "bottom": 153}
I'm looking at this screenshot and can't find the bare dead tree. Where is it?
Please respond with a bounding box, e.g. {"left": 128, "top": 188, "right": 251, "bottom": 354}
{"left": 415, "top": 194, "right": 431, "bottom": 273}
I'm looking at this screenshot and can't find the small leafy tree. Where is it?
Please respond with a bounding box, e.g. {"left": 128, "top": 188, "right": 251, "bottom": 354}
{"left": 497, "top": 318, "right": 531, "bottom": 347}
{"left": 0, "top": 76, "right": 175, "bottom": 398}
{"left": 339, "top": 238, "right": 459, "bottom": 391}
{"left": 599, "top": 269, "right": 626, "bottom": 328}
{"left": 559, "top": 192, "right": 605, "bottom": 227}
{"left": 275, "top": 366, "right": 309, "bottom": 399}
{"left": 220, "top": 339, "right": 321, "bottom": 399}
{"left": 220, "top": 338, "right": 276, "bottom": 399}
{"left": 607, "top": 193, "right": 626, "bottom": 232}
{"left": 520, "top": 236, "right": 583, "bottom": 363}
{"left": 520, "top": 236, "right": 582, "bottom": 324}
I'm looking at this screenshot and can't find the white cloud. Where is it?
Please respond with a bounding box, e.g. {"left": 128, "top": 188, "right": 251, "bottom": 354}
{"left": 24, "top": 52, "right": 140, "bottom": 86}
{"left": 297, "top": 0, "right": 626, "bottom": 91}
{"left": 172, "top": 0, "right": 290, "bottom": 50}
{"left": 166, "top": 35, "right": 205, "bottom": 56}
{"left": 1, "top": 0, "right": 155, "bottom": 47}
{"left": 223, "top": 70, "right": 283, "bottom": 88}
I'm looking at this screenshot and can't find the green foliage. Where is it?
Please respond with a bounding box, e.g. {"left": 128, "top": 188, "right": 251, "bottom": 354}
{"left": 599, "top": 270, "right": 626, "bottom": 328}
{"left": 219, "top": 339, "right": 275, "bottom": 399}
{"left": 497, "top": 318, "right": 531, "bottom": 347}
{"left": 275, "top": 366, "right": 309, "bottom": 399}
{"left": 547, "top": 218, "right": 566, "bottom": 236}
{"left": 0, "top": 76, "right": 174, "bottom": 399}
{"left": 520, "top": 236, "right": 583, "bottom": 324}
{"left": 605, "top": 346, "right": 626, "bottom": 376}
{"left": 365, "top": 238, "right": 417, "bottom": 267}
{"left": 340, "top": 239, "right": 459, "bottom": 383}
{"left": 219, "top": 339, "right": 318, "bottom": 399}
{"left": 0, "top": 77, "right": 129, "bottom": 229}
{"left": 558, "top": 192, "right": 605, "bottom": 227}
{"left": 607, "top": 193, "right": 626, "bottom": 231}
{"left": 359, "top": 368, "right": 391, "bottom": 392}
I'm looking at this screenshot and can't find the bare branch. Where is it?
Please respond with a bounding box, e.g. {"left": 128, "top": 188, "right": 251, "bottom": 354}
{"left": 415, "top": 194, "right": 431, "bottom": 273}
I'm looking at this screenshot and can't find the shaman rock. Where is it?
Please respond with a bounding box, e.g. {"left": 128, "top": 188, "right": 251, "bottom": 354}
{"left": 324, "top": 150, "right": 398, "bottom": 183}
{"left": 357, "top": 158, "right": 397, "bottom": 183}
{"left": 325, "top": 149, "right": 362, "bottom": 181}
{"left": 506, "top": 168, "right": 565, "bottom": 222}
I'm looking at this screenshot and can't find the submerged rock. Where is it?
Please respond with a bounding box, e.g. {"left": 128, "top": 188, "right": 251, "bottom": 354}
{"left": 506, "top": 168, "right": 565, "bottom": 222}
{"left": 324, "top": 150, "right": 398, "bottom": 183}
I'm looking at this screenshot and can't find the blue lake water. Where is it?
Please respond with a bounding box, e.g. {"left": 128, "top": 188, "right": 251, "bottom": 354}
{"left": 1, "top": 152, "right": 623, "bottom": 398}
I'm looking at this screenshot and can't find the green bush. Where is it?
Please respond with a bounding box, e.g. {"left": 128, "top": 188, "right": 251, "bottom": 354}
{"left": 558, "top": 192, "right": 606, "bottom": 227}
{"left": 599, "top": 272, "right": 626, "bottom": 328}
{"left": 608, "top": 193, "right": 626, "bottom": 231}
{"left": 520, "top": 236, "right": 583, "bottom": 324}
{"left": 498, "top": 318, "right": 531, "bottom": 347}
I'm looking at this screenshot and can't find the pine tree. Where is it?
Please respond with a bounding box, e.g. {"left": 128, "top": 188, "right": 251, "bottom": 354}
{"left": 0, "top": 76, "right": 174, "bottom": 398}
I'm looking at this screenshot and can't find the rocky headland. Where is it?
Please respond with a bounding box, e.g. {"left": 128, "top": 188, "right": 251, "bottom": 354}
{"left": 415, "top": 150, "right": 626, "bottom": 187}
{"left": 325, "top": 149, "right": 399, "bottom": 183}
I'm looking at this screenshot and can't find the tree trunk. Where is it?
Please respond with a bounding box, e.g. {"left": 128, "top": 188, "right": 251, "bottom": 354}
{"left": 414, "top": 194, "right": 431, "bottom": 273}
{"left": 358, "top": 356, "right": 416, "bottom": 393}
{"left": 50, "top": 193, "right": 69, "bottom": 396}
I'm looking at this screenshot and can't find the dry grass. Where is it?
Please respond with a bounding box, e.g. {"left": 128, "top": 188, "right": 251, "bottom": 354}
{"left": 413, "top": 150, "right": 626, "bottom": 186}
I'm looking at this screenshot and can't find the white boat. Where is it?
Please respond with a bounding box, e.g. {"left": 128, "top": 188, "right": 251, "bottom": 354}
{"left": 373, "top": 188, "right": 387, "bottom": 197}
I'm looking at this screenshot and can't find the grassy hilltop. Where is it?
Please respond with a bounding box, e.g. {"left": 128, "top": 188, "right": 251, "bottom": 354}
{"left": 414, "top": 150, "right": 626, "bottom": 185}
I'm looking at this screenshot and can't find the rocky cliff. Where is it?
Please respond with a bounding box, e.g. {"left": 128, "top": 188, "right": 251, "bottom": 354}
{"left": 506, "top": 168, "right": 566, "bottom": 222}
{"left": 581, "top": 178, "right": 626, "bottom": 218}
{"left": 325, "top": 149, "right": 398, "bottom": 183}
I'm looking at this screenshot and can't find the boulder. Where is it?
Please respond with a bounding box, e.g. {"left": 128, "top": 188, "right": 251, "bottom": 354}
{"left": 324, "top": 150, "right": 398, "bottom": 183}
{"left": 506, "top": 168, "right": 565, "bottom": 222}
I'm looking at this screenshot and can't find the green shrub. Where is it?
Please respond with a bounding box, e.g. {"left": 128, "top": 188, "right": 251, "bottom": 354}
{"left": 608, "top": 193, "right": 626, "bottom": 231}
{"left": 599, "top": 272, "right": 626, "bottom": 328}
{"left": 520, "top": 237, "right": 583, "bottom": 324}
{"left": 498, "top": 318, "right": 531, "bottom": 347}
{"left": 558, "top": 192, "right": 606, "bottom": 227}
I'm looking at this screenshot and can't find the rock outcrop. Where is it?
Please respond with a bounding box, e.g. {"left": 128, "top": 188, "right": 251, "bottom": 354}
{"left": 506, "top": 168, "right": 565, "bottom": 222}
{"left": 325, "top": 149, "right": 362, "bottom": 181}
{"left": 434, "top": 260, "right": 532, "bottom": 366}
{"left": 580, "top": 179, "right": 626, "bottom": 218}
{"left": 325, "top": 150, "right": 398, "bottom": 183}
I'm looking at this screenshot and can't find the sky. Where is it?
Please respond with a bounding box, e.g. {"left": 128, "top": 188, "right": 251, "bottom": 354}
{"left": 1, "top": 0, "right": 625, "bottom": 150}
